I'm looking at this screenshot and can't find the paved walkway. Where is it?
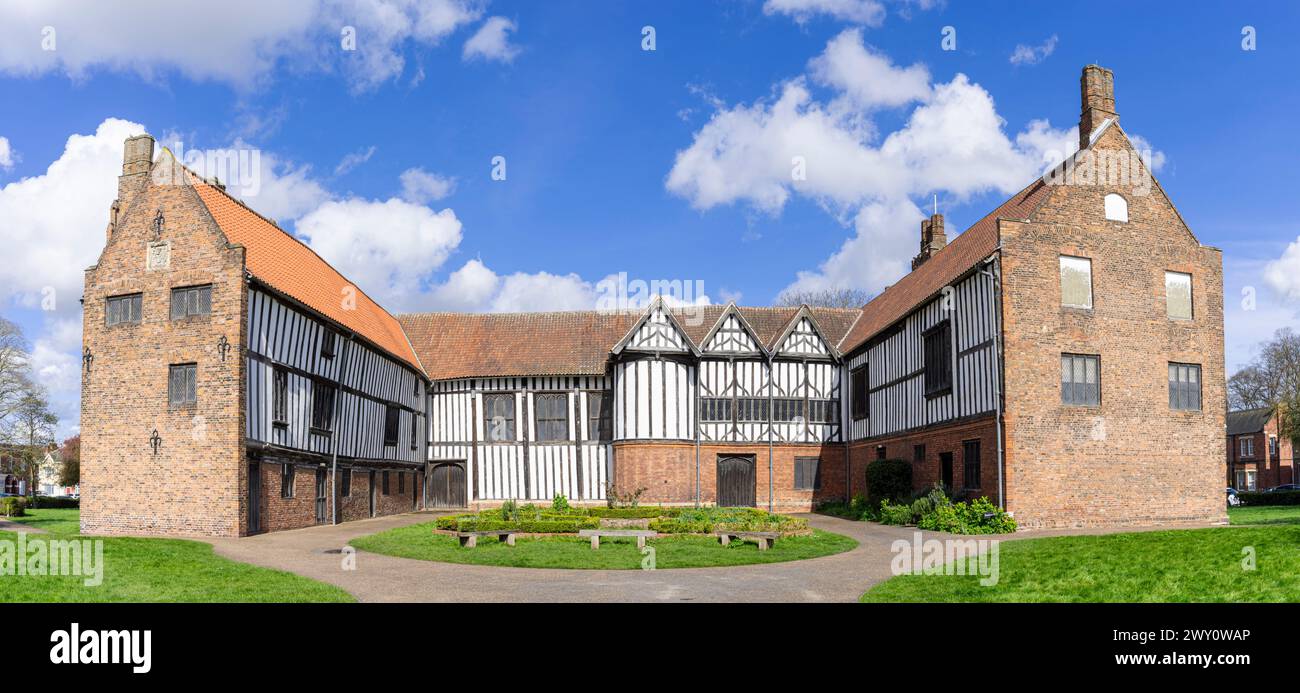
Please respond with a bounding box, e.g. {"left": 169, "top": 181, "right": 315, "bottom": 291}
{"left": 207, "top": 512, "right": 941, "bottom": 603}
{"left": 0, "top": 518, "right": 46, "bottom": 533}
{"left": 205, "top": 513, "right": 1226, "bottom": 603}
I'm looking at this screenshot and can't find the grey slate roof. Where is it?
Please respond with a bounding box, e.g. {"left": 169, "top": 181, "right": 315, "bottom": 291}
{"left": 1227, "top": 407, "right": 1274, "bottom": 436}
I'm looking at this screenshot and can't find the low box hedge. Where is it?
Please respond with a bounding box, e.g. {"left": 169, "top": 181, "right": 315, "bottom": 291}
{"left": 1, "top": 496, "right": 28, "bottom": 517}
{"left": 435, "top": 514, "right": 600, "bottom": 533}
{"left": 31, "top": 496, "right": 79, "bottom": 509}
{"left": 1236, "top": 490, "right": 1300, "bottom": 506}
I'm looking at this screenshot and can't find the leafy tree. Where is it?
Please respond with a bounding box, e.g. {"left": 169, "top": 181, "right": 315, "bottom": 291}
{"left": 58, "top": 434, "right": 80, "bottom": 488}
{"left": 2, "top": 383, "right": 57, "bottom": 499}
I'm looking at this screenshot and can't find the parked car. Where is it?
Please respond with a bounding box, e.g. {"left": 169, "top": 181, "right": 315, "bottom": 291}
{"left": 1264, "top": 484, "right": 1300, "bottom": 493}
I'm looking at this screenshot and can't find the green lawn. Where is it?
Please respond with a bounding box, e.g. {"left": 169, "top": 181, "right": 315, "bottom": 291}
{"left": 5, "top": 507, "right": 82, "bottom": 534}
{"left": 1228, "top": 504, "right": 1300, "bottom": 526}
{"left": 0, "top": 509, "right": 353, "bottom": 603}
{"left": 351, "top": 522, "right": 857, "bottom": 569}
{"left": 862, "top": 522, "right": 1300, "bottom": 603}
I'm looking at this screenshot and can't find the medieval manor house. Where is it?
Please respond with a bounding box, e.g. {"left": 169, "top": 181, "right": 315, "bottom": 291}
{"left": 80, "top": 65, "right": 1226, "bottom": 536}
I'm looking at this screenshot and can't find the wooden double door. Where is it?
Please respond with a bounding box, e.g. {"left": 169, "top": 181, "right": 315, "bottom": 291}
{"left": 716, "top": 455, "right": 756, "bottom": 507}
{"left": 427, "top": 461, "right": 467, "bottom": 509}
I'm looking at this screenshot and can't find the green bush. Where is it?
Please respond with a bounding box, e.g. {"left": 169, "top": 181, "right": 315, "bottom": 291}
{"left": 32, "top": 496, "right": 79, "bottom": 509}
{"left": 500, "top": 499, "right": 519, "bottom": 522}
{"left": 0, "top": 496, "right": 28, "bottom": 517}
{"left": 878, "top": 499, "right": 914, "bottom": 525}
{"left": 866, "top": 459, "right": 912, "bottom": 506}
{"left": 552, "top": 494, "right": 570, "bottom": 512}
{"left": 438, "top": 514, "right": 599, "bottom": 533}
{"left": 1237, "top": 490, "right": 1300, "bottom": 506}
{"left": 650, "top": 507, "right": 807, "bottom": 534}
{"left": 916, "top": 495, "right": 1016, "bottom": 534}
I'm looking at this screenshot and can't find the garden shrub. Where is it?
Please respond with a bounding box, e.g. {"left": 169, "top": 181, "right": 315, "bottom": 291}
{"left": 1236, "top": 490, "right": 1300, "bottom": 506}
{"left": 500, "top": 499, "right": 519, "bottom": 522}
{"left": 0, "top": 496, "right": 28, "bottom": 517}
{"left": 650, "top": 507, "right": 807, "bottom": 534}
{"left": 552, "top": 494, "right": 570, "bottom": 512}
{"left": 605, "top": 484, "right": 647, "bottom": 508}
{"left": 878, "top": 499, "right": 914, "bottom": 526}
{"left": 916, "top": 495, "right": 1016, "bottom": 534}
{"left": 866, "top": 459, "right": 912, "bottom": 506}
{"left": 32, "top": 496, "right": 79, "bottom": 509}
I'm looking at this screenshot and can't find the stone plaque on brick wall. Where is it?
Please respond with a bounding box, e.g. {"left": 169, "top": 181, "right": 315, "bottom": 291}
{"left": 146, "top": 241, "right": 171, "bottom": 271}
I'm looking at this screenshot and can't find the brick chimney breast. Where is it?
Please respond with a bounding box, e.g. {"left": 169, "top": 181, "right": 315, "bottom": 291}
{"left": 1079, "top": 65, "right": 1117, "bottom": 151}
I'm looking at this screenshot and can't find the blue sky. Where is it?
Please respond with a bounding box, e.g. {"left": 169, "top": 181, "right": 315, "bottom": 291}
{"left": 2, "top": 0, "right": 1299, "bottom": 437}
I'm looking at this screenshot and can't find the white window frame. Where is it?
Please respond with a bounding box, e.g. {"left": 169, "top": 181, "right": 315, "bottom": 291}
{"left": 1165, "top": 271, "right": 1193, "bottom": 320}
{"left": 1059, "top": 256, "right": 1094, "bottom": 309}
{"left": 1241, "top": 437, "right": 1254, "bottom": 458}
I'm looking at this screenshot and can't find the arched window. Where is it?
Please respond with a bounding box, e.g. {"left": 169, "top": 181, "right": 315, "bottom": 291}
{"left": 1104, "top": 193, "right": 1128, "bottom": 222}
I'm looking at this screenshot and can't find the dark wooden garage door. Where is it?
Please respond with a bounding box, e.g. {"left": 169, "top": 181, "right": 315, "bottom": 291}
{"left": 716, "top": 455, "right": 756, "bottom": 507}
{"left": 429, "top": 462, "right": 467, "bottom": 509}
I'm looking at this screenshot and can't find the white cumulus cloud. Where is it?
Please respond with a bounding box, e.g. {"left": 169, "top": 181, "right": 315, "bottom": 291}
{"left": 666, "top": 28, "right": 1074, "bottom": 297}
{"left": 0, "top": 0, "right": 484, "bottom": 91}
{"left": 462, "top": 16, "right": 520, "bottom": 63}
{"left": 1009, "top": 35, "right": 1059, "bottom": 66}
{"left": 0, "top": 136, "right": 14, "bottom": 169}
{"left": 762, "top": 0, "right": 886, "bottom": 26}
{"left": 399, "top": 167, "right": 457, "bottom": 203}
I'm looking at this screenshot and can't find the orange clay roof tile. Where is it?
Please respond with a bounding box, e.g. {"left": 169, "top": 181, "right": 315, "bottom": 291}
{"left": 187, "top": 172, "right": 424, "bottom": 374}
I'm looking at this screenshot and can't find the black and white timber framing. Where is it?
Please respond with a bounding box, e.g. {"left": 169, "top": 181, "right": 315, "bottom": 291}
{"left": 844, "top": 263, "right": 1000, "bottom": 441}
{"left": 244, "top": 283, "right": 426, "bottom": 467}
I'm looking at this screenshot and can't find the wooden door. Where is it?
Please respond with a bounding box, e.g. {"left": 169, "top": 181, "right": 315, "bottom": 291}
{"left": 428, "top": 462, "right": 467, "bottom": 509}
{"left": 716, "top": 455, "right": 756, "bottom": 507}
{"left": 247, "top": 462, "right": 261, "bottom": 534}
{"left": 315, "top": 468, "right": 327, "bottom": 524}
{"left": 369, "top": 471, "right": 377, "bottom": 518}
{"left": 940, "top": 452, "right": 954, "bottom": 491}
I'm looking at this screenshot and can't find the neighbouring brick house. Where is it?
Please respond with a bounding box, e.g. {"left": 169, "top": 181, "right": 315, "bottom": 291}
{"left": 1226, "top": 407, "right": 1296, "bottom": 491}
{"left": 81, "top": 65, "right": 1226, "bottom": 535}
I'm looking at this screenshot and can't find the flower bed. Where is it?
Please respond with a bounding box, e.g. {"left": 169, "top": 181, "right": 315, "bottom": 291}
{"left": 433, "top": 500, "right": 806, "bottom": 536}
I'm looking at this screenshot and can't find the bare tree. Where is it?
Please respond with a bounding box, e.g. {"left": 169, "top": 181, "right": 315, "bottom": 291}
{"left": 1229, "top": 328, "right": 1300, "bottom": 410}
{"left": 0, "top": 317, "right": 29, "bottom": 424}
{"left": 775, "top": 287, "right": 873, "bottom": 309}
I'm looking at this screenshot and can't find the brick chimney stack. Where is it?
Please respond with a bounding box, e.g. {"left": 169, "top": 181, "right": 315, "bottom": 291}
{"left": 1079, "top": 64, "right": 1117, "bottom": 150}
{"left": 111, "top": 134, "right": 154, "bottom": 240}
{"left": 911, "top": 213, "right": 947, "bottom": 270}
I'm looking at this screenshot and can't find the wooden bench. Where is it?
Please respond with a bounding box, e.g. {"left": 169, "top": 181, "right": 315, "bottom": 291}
{"left": 717, "top": 531, "right": 779, "bottom": 551}
{"left": 577, "top": 529, "right": 657, "bottom": 550}
{"left": 454, "top": 530, "right": 517, "bottom": 548}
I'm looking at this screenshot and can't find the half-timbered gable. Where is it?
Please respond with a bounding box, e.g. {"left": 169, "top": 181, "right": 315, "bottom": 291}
{"left": 612, "top": 297, "right": 698, "bottom": 355}
{"left": 700, "top": 304, "right": 764, "bottom": 355}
